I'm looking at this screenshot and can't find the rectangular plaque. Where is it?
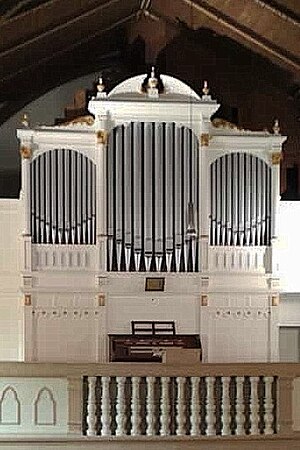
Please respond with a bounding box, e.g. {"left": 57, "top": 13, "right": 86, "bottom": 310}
{"left": 145, "top": 277, "right": 165, "bottom": 292}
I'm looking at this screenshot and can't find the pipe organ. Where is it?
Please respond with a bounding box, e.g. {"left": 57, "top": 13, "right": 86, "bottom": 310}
{"left": 15, "top": 72, "right": 287, "bottom": 364}
{"left": 210, "top": 153, "right": 272, "bottom": 246}
{"left": 31, "top": 149, "right": 96, "bottom": 245}
{"left": 107, "top": 122, "right": 199, "bottom": 272}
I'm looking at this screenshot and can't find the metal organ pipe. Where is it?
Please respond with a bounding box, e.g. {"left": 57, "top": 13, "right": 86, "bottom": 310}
{"left": 226, "top": 154, "right": 232, "bottom": 246}
{"left": 30, "top": 149, "right": 96, "bottom": 246}
{"left": 155, "top": 123, "right": 163, "bottom": 269}
{"left": 209, "top": 153, "right": 271, "bottom": 247}
{"left": 45, "top": 151, "right": 51, "bottom": 243}
{"left": 70, "top": 150, "right": 76, "bottom": 244}
{"left": 238, "top": 153, "right": 245, "bottom": 245}
{"left": 251, "top": 156, "right": 257, "bottom": 245}
{"left": 107, "top": 122, "right": 199, "bottom": 272}
{"left": 245, "top": 154, "right": 251, "bottom": 246}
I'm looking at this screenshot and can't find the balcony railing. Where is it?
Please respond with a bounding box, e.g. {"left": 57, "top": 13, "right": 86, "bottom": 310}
{"left": 0, "top": 361, "right": 299, "bottom": 448}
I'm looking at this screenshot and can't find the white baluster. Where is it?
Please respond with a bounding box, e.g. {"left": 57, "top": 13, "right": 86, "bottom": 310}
{"left": 264, "top": 376, "right": 274, "bottom": 435}
{"left": 86, "top": 377, "right": 97, "bottom": 436}
{"left": 116, "top": 377, "right": 127, "bottom": 436}
{"left": 176, "top": 377, "right": 186, "bottom": 435}
{"left": 206, "top": 377, "right": 216, "bottom": 436}
{"left": 131, "top": 377, "right": 141, "bottom": 436}
{"left": 146, "top": 377, "right": 156, "bottom": 436}
{"left": 190, "top": 377, "right": 200, "bottom": 436}
{"left": 101, "top": 376, "right": 111, "bottom": 436}
{"left": 221, "top": 377, "right": 231, "bottom": 435}
{"left": 250, "top": 376, "right": 260, "bottom": 435}
{"left": 160, "top": 377, "right": 170, "bottom": 436}
{"left": 236, "top": 377, "right": 245, "bottom": 435}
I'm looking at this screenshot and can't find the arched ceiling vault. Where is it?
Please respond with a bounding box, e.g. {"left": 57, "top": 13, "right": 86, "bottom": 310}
{"left": 0, "top": 0, "right": 299, "bottom": 125}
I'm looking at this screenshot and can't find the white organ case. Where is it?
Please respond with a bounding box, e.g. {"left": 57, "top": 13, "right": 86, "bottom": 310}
{"left": 16, "top": 72, "right": 286, "bottom": 363}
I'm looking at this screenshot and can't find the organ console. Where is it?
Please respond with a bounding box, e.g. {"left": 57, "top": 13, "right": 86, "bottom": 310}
{"left": 109, "top": 321, "right": 202, "bottom": 363}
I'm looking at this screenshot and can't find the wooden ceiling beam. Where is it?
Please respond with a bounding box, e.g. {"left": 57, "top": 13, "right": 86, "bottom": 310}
{"left": 152, "top": 0, "right": 300, "bottom": 79}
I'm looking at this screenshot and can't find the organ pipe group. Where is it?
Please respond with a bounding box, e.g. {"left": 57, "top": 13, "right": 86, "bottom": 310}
{"left": 209, "top": 153, "right": 271, "bottom": 246}
{"left": 31, "top": 149, "right": 96, "bottom": 245}
{"left": 107, "top": 122, "right": 199, "bottom": 272}
{"left": 29, "top": 128, "right": 273, "bottom": 272}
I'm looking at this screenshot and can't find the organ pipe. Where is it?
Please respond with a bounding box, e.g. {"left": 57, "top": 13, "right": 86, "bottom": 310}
{"left": 31, "top": 149, "right": 96, "bottom": 245}
{"left": 107, "top": 122, "right": 199, "bottom": 272}
{"left": 209, "top": 152, "right": 271, "bottom": 247}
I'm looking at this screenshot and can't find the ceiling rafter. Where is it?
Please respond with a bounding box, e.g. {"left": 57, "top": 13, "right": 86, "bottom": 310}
{"left": 182, "top": 0, "right": 300, "bottom": 74}
{"left": 152, "top": 0, "right": 300, "bottom": 78}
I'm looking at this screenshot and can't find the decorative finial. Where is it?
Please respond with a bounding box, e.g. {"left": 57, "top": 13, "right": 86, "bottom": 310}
{"left": 96, "top": 75, "right": 107, "bottom": 98}
{"left": 202, "top": 80, "right": 212, "bottom": 101}
{"left": 147, "top": 66, "right": 159, "bottom": 98}
{"left": 273, "top": 118, "right": 280, "bottom": 135}
{"left": 21, "top": 113, "right": 29, "bottom": 128}
{"left": 202, "top": 80, "right": 209, "bottom": 96}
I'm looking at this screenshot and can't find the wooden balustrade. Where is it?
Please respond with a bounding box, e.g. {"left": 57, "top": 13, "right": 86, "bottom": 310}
{"left": 84, "top": 374, "right": 281, "bottom": 437}
{"left": 0, "top": 362, "right": 298, "bottom": 442}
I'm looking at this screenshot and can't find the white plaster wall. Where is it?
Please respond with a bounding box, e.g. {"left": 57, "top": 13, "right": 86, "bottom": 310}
{"left": 279, "top": 327, "right": 299, "bottom": 362}
{"left": 0, "top": 200, "right": 22, "bottom": 360}
{"left": 279, "top": 202, "right": 300, "bottom": 293}
{"left": 279, "top": 294, "right": 300, "bottom": 325}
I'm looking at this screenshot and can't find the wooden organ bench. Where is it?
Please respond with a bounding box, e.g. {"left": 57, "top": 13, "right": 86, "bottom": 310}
{"left": 109, "top": 321, "right": 202, "bottom": 362}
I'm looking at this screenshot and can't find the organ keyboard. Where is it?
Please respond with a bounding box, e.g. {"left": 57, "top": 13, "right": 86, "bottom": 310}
{"left": 109, "top": 321, "right": 201, "bottom": 362}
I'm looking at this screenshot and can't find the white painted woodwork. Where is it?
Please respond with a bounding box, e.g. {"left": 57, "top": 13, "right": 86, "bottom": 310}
{"left": 190, "top": 377, "right": 201, "bottom": 436}
{"left": 116, "top": 377, "right": 126, "bottom": 436}
{"left": 146, "top": 377, "right": 156, "bottom": 436}
{"left": 86, "top": 377, "right": 97, "bottom": 436}
{"left": 221, "top": 377, "right": 231, "bottom": 435}
{"left": 0, "top": 378, "right": 68, "bottom": 434}
{"left": 131, "top": 377, "right": 141, "bottom": 436}
{"left": 100, "top": 377, "right": 111, "bottom": 436}
{"left": 264, "top": 376, "right": 274, "bottom": 434}
{"left": 250, "top": 376, "right": 260, "bottom": 434}
{"left": 160, "top": 377, "right": 170, "bottom": 436}
{"left": 235, "top": 377, "right": 245, "bottom": 435}
{"left": 208, "top": 247, "right": 266, "bottom": 272}
{"left": 176, "top": 377, "right": 186, "bottom": 435}
{"left": 32, "top": 245, "right": 95, "bottom": 270}
{"left": 205, "top": 377, "right": 216, "bottom": 436}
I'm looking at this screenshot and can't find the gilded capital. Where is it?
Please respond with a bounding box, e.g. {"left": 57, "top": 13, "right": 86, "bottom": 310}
{"left": 98, "top": 293, "right": 105, "bottom": 306}
{"left": 96, "top": 130, "right": 108, "bottom": 145}
{"left": 271, "top": 152, "right": 282, "bottom": 165}
{"left": 200, "top": 133, "right": 210, "bottom": 147}
{"left": 201, "top": 294, "right": 208, "bottom": 306}
{"left": 20, "top": 145, "right": 32, "bottom": 159}
{"left": 24, "top": 294, "right": 32, "bottom": 306}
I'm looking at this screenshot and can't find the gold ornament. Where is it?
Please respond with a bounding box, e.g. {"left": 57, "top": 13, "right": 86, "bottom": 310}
{"left": 97, "top": 130, "right": 108, "bottom": 145}
{"left": 200, "top": 133, "right": 210, "bottom": 146}
{"left": 98, "top": 294, "right": 105, "bottom": 306}
{"left": 20, "top": 145, "right": 32, "bottom": 159}
{"left": 24, "top": 294, "right": 32, "bottom": 306}
{"left": 271, "top": 152, "right": 282, "bottom": 165}
{"left": 201, "top": 295, "right": 208, "bottom": 306}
